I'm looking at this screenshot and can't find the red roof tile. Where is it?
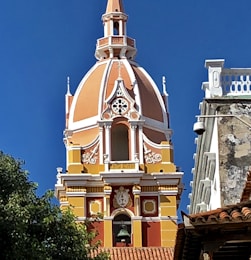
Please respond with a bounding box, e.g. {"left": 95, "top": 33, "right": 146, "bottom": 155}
{"left": 188, "top": 200, "right": 251, "bottom": 225}
{"left": 93, "top": 247, "right": 174, "bottom": 260}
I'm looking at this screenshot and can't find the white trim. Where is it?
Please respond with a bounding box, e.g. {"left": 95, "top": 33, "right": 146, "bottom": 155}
{"left": 111, "top": 208, "right": 135, "bottom": 218}
{"left": 76, "top": 217, "right": 87, "bottom": 222}
{"left": 143, "top": 134, "right": 172, "bottom": 149}
{"left": 86, "top": 193, "right": 104, "bottom": 197}
{"left": 104, "top": 216, "right": 114, "bottom": 220}
{"left": 68, "top": 116, "right": 99, "bottom": 132}
{"left": 98, "top": 60, "right": 112, "bottom": 115}
{"left": 66, "top": 192, "right": 87, "bottom": 197}
{"left": 60, "top": 201, "right": 69, "bottom": 206}
{"left": 131, "top": 216, "right": 142, "bottom": 221}
{"left": 142, "top": 116, "right": 171, "bottom": 134}
{"left": 68, "top": 63, "right": 99, "bottom": 126}
{"left": 136, "top": 65, "right": 168, "bottom": 126}
{"left": 141, "top": 217, "right": 160, "bottom": 222}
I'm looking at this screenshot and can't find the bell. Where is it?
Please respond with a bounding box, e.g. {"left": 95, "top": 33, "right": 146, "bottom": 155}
{"left": 117, "top": 224, "right": 130, "bottom": 238}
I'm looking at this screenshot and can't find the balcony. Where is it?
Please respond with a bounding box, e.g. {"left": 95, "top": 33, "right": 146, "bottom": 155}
{"left": 97, "top": 36, "right": 135, "bottom": 49}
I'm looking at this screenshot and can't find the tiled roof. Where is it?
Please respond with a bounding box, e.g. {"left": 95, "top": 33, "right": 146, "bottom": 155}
{"left": 188, "top": 200, "right": 251, "bottom": 225}
{"left": 174, "top": 201, "right": 251, "bottom": 259}
{"left": 94, "top": 247, "right": 174, "bottom": 260}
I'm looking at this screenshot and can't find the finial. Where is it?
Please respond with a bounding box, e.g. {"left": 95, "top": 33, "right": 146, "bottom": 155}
{"left": 66, "top": 76, "right": 72, "bottom": 95}
{"left": 162, "top": 76, "right": 168, "bottom": 97}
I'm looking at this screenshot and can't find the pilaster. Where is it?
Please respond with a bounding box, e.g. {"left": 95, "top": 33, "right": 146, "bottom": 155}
{"left": 131, "top": 216, "right": 142, "bottom": 247}
{"left": 104, "top": 217, "right": 113, "bottom": 247}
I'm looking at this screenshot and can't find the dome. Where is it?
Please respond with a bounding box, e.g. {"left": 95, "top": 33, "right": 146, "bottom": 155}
{"left": 64, "top": 0, "right": 170, "bottom": 147}
{"left": 67, "top": 58, "right": 169, "bottom": 146}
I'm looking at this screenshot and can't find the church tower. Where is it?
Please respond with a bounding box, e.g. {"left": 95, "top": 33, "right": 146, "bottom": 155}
{"left": 55, "top": 0, "right": 183, "bottom": 248}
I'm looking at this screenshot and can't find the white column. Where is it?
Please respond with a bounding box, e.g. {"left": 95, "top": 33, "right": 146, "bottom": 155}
{"left": 104, "top": 186, "right": 112, "bottom": 217}
{"left": 130, "top": 123, "right": 137, "bottom": 161}
{"left": 99, "top": 126, "right": 104, "bottom": 164}
{"left": 205, "top": 59, "right": 224, "bottom": 98}
{"left": 104, "top": 122, "right": 112, "bottom": 161}
{"left": 138, "top": 122, "right": 144, "bottom": 164}
{"left": 110, "top": 20, "right": 113, "bottom": 36}
{"left": 119, "top": 20, "right": 123, "bottom": 35}
{"left": 104, "top": 22, "right": 108, "bottom": 37}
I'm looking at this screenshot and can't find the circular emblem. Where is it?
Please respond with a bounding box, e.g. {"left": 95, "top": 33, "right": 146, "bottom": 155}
{"left": 111, "top": 97, "right": 129, "bottom": 115}
{"left": 113, "top": 186, "right": 131, "bottom": 208}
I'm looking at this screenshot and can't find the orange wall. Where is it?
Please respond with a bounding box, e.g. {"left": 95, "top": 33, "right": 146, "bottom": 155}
{"left": 88, "top": 221, "right": 104, "bottom": 246}
{"left": 142, "top": 222, "right": 161, "bottom": 247}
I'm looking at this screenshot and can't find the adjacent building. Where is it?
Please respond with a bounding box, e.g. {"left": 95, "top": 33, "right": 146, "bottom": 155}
{"left": 174, "top": 60, "right": 251, "bottom": 260}
{"left": 55, "top": 0, "right": 183, "bottom": 251}
{"left": 189, "top": 59, "right": 251, "bottom": 213}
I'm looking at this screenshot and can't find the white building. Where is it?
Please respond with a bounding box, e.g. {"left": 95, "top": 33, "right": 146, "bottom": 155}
{"left": 189, "top": 59, "right": 251, "bottom": 213}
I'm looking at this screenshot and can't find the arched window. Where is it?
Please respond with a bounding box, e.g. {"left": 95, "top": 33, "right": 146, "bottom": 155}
{"left": 113, "top": 21, "right": 119, "bottom": 35}
{"left": 111, "top": 124, "right": 129, "bottom": 161}
{"left": 113, "top": 213, "right": 131, "bottom": 246}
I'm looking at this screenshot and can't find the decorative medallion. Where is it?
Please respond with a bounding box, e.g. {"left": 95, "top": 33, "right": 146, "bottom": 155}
{"left": 142, "top": 199, "right": 157, "bottom": 215}
{"left": 81, "top": 144, "right": 99, "bottom": 164}
{"left": 113, "top": 186, "right": 132, "bottom": 208}
{"left": 89, "top": 200, "right": 102, "bottom": 215}
{"left": 111, "top": 97, "right": 129, "bottom": 115}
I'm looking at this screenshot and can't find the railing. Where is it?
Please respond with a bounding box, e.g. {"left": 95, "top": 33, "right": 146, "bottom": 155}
{"left": 221, "top": 69, "right": 251, "bottom": 96}
{"left": 204, "top": 60, "right": 251, "bottom": 97}
{"left": 97, "top": 36, "right": 135, "bottom": 48}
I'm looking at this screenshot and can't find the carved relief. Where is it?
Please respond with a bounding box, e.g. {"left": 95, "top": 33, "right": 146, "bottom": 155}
{"left": 144, "top": 143, "right": 162, "bottom": 164}
{"left": 113, "top": 186, "right": 132, "bottom": 208}
{"left": 81, "top": 144, "right": 99, "bottom": 164}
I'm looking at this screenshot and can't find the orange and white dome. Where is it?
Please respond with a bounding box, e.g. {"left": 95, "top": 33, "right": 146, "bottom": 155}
{"left": 64, "top": 0, "right": 171, "bottom": 167}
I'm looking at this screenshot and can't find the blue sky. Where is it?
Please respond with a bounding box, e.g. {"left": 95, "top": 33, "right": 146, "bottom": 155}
{"left": 1, "top": 0, "right": 251, "bottom": 217}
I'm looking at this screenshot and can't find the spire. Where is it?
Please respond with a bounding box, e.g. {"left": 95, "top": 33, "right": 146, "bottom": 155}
{"left": 66, "top": 76, "right": 72, "bottom": 96}
{"left": 162, "top": 76, "right": 170, "bottom": 127}
{"left": 106, "top": 0, "right": 124, "bottom": 13}
{"left": 95, "top": 0, "right": 136, "bottom": 61}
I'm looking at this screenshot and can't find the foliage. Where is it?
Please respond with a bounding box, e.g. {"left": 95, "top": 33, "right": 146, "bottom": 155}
{"left": 0, "top": 151, "right": 109, "bottom": 260}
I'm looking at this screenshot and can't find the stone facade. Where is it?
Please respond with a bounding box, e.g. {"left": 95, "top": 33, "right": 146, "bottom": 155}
{"left": 189, "top": 59, "right": 251, "bottom": 213}
{"left": 217, "top": 102, "right": 251, "bottom": 205}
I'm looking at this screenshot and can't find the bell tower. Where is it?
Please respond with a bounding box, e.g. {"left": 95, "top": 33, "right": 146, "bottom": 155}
{"left": 55, "top": 0, "right": 183, "bottom": 248}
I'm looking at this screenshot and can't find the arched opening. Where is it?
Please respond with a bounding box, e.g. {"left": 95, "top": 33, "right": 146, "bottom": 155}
{"left": 111, "top": 124, "right": 129, "bottom": 161}
{"left": 113, "top": 21, "right": 119, "bottom": 35}
{"left": 113, "top": 213, "right": 132, "bottom": 247}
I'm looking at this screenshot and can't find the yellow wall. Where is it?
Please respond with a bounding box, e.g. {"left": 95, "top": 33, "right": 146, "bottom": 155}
{"left": 104, "top": 219, "right": 113, "bottom": 247}
{"left": 132, "top": 220, "right": 142, "bottom": 247}
{"left": 160, "top": 195, "right": 177, "bottom": 216}
{"left": 68, "top": 197, "right": 85, "bottom": 217}
{"left": 160, "top": 195, "right": 177, "bottom": 246}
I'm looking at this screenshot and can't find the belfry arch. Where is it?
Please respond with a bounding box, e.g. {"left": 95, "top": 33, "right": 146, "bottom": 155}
{"left": 112, "top": 213, "right": 132, "bottom": 247}
{"left": 111, "top": 123, "right": 129, "bottom": 161}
